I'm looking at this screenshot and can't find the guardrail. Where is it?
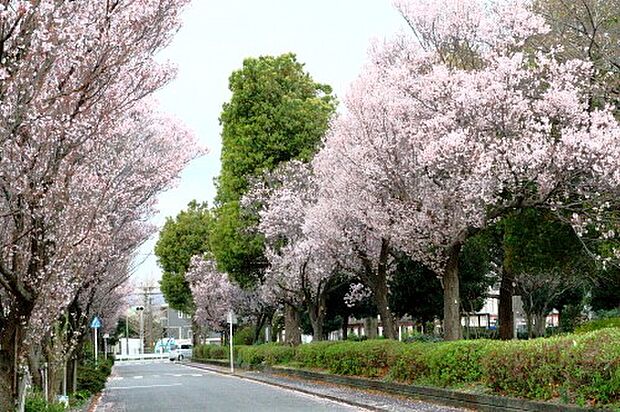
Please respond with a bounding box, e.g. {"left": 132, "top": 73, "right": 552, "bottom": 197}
{"left": 114, "top": 353, "right": 170, "bottom": 362}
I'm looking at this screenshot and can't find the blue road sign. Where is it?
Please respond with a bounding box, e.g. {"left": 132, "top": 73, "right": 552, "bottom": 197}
{"left": 90, "top": 316, "right": 102, "bottom": 329}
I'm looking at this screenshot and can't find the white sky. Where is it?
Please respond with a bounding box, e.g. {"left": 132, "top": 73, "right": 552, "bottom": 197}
{"left": 132, "top": 0, "right": 406, "bottom": 284}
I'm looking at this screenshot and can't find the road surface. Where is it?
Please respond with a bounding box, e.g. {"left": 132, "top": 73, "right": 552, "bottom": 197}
{"left": 96, "top": 361, "right": 360, "bottom": 411}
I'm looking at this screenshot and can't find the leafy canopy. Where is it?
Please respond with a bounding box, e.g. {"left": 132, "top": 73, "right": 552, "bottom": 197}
{"left": 155, "top": 201, "right": 212, "bottom": 313}
{"left": 212, "top": 53, "right": 336, "bottom": 287}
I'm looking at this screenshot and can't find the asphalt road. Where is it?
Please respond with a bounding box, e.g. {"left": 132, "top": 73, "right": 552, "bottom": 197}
{"left": 96, "top": 361, "right": 361, "bottom": 411}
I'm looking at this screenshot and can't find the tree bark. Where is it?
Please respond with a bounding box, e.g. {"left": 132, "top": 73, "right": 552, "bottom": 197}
{"left": 363, "top": 317, "right": 378, "bottom": 339}
{"left": 498, "top": 269, "right": 515, "bottom": 340}
{"left": 341, "top": 315, "right": 349, "bottom": 341}
{"left": 308, "top": 295, "right": 326, "bottom": 342}
{"left": 372, "top": 285, "right": 397, "bottom": 339}
{"left": 442, "top": 245, "right": 463, "bottom": 341}
{"left": 283, "top": 304, "right": 301, "bottom": 346}
{"left": 534, "top": 313, "right": 546, "bottom": 337}
{"left": 525, "top": 311, "right": 534, "bottom": 339}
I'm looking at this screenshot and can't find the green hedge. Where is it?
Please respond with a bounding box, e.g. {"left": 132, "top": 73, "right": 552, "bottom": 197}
{"left": 483, "top": 328, "right": 620, "bottom": 406}
{"left": 77, "top": 357, "right": 114, "bottom": 394}
{"left": 213, "top": 328, "right": 619, "bottom": 407}
{"left": 194, "top": 344, "right": 229, "bottom": 360}
{"left": 237, "top": 343, "right": 296, "bottom": 367}
{"left": 574, "top": 317, "right": 620, "bottom": 334}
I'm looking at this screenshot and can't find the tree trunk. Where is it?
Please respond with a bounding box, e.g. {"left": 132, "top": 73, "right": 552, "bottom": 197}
{"left": 534, "top": 313, "right": 546, "bottom": 338}
{"left": 498, "top": 269, "right": 515, "bottom": 340}
{"left": 0, "top": 321, "right": 17, "bottom": 411}
{"left": 442, "top": 245, "right": 463, "bottom": 341}
{"left": 363, "top": 317, "right": 378, "bottom": 339}
{"left": 191, "top": 318, "right": 201, "bottom": 346}
{"left": 283, "top": 304, "right": 301, "bottom": 346}
{"left": 341, "top": 315, "right": 349, "bottom": 341}
{"left": 373, "top": 296, "right": 397, "bottom": 340}
{"left": 525, "top": 311, "right": 534, "bottom": 339}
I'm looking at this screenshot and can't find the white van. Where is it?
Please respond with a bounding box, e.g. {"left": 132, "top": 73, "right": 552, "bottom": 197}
{"left": 169, "top": 343, "right": 192, "bottom": 361}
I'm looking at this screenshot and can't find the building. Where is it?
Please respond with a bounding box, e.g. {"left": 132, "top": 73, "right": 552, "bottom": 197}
{"left": 160, "top": 304, "right": 193, "bottom": 341}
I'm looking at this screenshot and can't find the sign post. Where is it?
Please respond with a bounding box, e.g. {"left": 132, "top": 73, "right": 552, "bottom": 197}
{"left": 227, "top": 311, "right": 237, "bottom": 373}
{"left": 103, "top": 333, "right": 110, "bottom": 360}
{"left": 90, "top": 316, "right": 102, "bottom": 364}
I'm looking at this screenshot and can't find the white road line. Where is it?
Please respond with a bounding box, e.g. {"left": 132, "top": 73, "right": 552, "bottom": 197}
{"left": 108, "top": 383, "right": 182, "bottom": 390}
{"left": 110, "top": 377, "right": 124, "bottom": 381}
{"left": 133, "top": 376, "right": 143, "bottom": 379}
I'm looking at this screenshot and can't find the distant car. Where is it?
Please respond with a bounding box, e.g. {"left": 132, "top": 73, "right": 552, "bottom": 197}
{"left": 169, "top": 343, "right": 192, "bottom": 361}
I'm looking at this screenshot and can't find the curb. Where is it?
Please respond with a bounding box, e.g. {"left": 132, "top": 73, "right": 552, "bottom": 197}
{"left": 191, "top": 359, "right": 593, "bottom": 412}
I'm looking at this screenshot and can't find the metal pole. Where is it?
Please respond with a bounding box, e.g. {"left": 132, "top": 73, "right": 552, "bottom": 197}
{"left": 140, "top": 310, "right": 144, "bottom": 355}
{"left": 229, "top": 318, "right": 234, "bottom": 373}
{"left": 94, "top": 328, "right": 98, "bottom": 365}
{"left": 126, "top": 313, "right": 130, "bottom": 356}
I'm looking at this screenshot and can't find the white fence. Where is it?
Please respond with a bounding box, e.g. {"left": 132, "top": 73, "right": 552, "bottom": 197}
{"left": 114, "top": 352, "right": 169, "bottom": 362}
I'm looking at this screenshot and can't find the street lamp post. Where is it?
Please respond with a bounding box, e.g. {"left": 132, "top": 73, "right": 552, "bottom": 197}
{"left": 136, "top": 306, "right": 145, "bottom": 355}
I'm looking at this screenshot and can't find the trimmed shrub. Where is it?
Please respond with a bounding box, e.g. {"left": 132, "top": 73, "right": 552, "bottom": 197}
{"left": 237, "top": 343, "right": 295, "bottom": 367}
{"left": 76, "top": 358, "right": 113, "bottom": 394}
{"left": 482, "top": 328, "right": 620, "bottom": 405}
{"left": 319, "top": 340, "right": 406, "bottom": 378}
{"left": 233, "top": 326, "right": 255, "bottom": 346}
{"left": 574, "top": 317, "right": 620, "bottom": 334}
{"left": 194, "top": 344, "right": 228, "bottom": 360}
{"left": 25, "top": 392, "right": 66, "bottom": 412}
{"left": 295, "top": 341, "right": 339, "bottom": 368}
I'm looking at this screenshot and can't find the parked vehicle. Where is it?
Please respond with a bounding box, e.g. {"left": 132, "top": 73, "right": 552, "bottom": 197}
{"left": 169, "top": 343, "right": 192, "bottom": 361}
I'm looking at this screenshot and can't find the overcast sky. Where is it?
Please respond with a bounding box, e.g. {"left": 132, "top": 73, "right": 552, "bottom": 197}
{"left": 132, "top": 0, "right": 406, "bottom": 285}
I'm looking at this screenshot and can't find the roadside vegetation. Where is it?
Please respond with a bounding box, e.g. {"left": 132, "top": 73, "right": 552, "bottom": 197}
{"left": 194, "top": 326, "right": 620, "bottom": 408}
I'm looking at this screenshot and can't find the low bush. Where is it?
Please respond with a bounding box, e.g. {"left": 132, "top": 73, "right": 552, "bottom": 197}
{"left": 25, "top": 392, "right": 66, "bottom": 412}
{"left": 237, "top": 343, "right": 296, "bottom": 367}
{"left": 482, "top": 328, "right": 620, "bottom": 406}
{"left": 233, "top": 326, "right": 255, "bottom": 346}
{"left": 229, "top": 328, "right": 619, "bottom": 407}
{"left": 310, "top": 340, "right": 405, "bottom": 377}
{"left": 574, "top": 317, "right": 620, "bottom": 334}
{"left": 194, "top": 344, "right": 228, "bottom": 360}
{"left": 77, "top": 358, "right": 114, "bottom": 394}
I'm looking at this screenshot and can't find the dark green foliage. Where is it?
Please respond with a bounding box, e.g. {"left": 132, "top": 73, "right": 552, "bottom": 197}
{"left": 294, "top": 341, "right": 339, "bottom": 368}
{"left": 236, "top": 343, "right": 296, "bottom": 367}
{"left": 389, "top": 236, "right": 497, "bottom": 325}
{"left": 319, "top": 340, "right": 405, "bottom": 377}
{"left": 233, "top": 325, "right": 256, "bottom": 346}
{"left": 216, "top": 53, "right": 336, "bottom": 204}
{"left": 483, "top": 328, "right": 620, "bottom": 405}
{"left": 77, "top": 357, "right": 114, "bottom": 395}
{"left": 208, "top": 201, "right": 266, "bottom": 288}
{"left": 193, "top": 344, "right": 228, "bottom": 360}
{"left": 590, "top": 267, "right": 620, "bottom": 312}
{"left": 25, "top": 392, "right": 66, "bottom": 412}
{"left": 226, "top": 328, "right": 619, "bottom": 407}
{"left": 574, "top": 317, "right": 620, "bottom": 334}
{"left": 389, "top": 255, "right": 443, "bottom": 323}
{"left": 212, "top": 53, "right": 336, "bottom": 287}
{"left": 155, "top": 201, "right": 212, "bottom": 313}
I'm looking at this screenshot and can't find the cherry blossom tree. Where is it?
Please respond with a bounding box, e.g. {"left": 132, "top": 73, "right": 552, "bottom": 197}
{"left": 315, "top": 0, "right": 620, "bottom": 340}
{"left": 187, "top": 255, "right": 265, "bottom": 339}
{"left": 0, "top": 1, "right": 197, "bottom": 408}
{"left": 250, "top": 161, "right": 341, "bottom": 341}
{"left": 308, "top": 145, "right": 399, "bottom": 339}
